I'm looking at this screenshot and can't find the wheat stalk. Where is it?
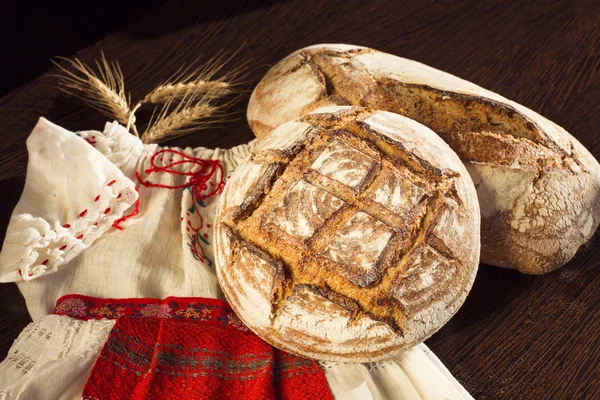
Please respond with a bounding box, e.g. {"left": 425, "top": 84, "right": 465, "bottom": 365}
{"left": 53, "top": 48, "right": 247, "bottom": 143}
{"left": 138, "top": 52, "right": 244, "bottom": 106}
{"left": 138, "top": 51, "right": 246, "bottom": 143}
{"left": 142, "top": 90, "right": 237, "bottom": 144}
{"left": 52, "top": 54, "right": 138, "bottom": 136}
{"left": 142, "top": 80, "right": 231, "bottom": 104}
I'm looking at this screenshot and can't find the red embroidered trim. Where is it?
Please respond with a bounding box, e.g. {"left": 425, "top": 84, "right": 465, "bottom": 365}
{"left": 17, "top": 270, "right": 33, "bottom": 277}
{"left": 19, "top": 180, "right": 138, "bottom": 279}
{"left": 53, "top": 294, "right": 247, "bottom": 330}
{"left": 69, "top": 179, "right": 138, "bottom": 234}
{"left": 135, "top": 149, "right": 225, "bottom": 202}
{"left": 112, "top": 189, "right": 140, "bottom": 230}
{"left": 69, "top": 180, "right": 139, "bottom": 234}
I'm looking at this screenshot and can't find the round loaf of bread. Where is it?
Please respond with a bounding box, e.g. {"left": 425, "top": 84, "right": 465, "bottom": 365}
{"left": 246, "top": 44, "right": 600, "bottom": 274}
{"left": 215, "top": 107, "right": 480, "bottom": 362}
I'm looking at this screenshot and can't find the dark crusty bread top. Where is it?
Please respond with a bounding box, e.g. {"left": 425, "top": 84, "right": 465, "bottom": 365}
{"left": 215, "top": 107, "right": 480, "bottom": 362}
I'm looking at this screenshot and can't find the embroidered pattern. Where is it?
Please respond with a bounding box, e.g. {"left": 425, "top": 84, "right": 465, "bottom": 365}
{"left": 99, "top": 327, "right": 320, "bottom": 380}
{"left": 184, "top": 202, "right": 212, "bottom": 265}
{"left": 54, "top": 295, "right": 245, "bottom": 330}
{"left": 174, "top": 304, "right": 212, "bottom": 320}
{"left": 134, "top": 149, "right": 227, "bottom": 267}
{"left": 227, "top": 312, "right": 249, "bottom": 332}
{"left": 57, "top": 295, "right": 333, "bottom": 399}
{"left": 185, "top": 168, "right": 235, "bottom": 266}
{"left": 140, "top": 303, "right": 172, "bottom": 318}
{"left": 17, "top": 178, "right": 138, "bottom": 280}
{"left": 54, "top": 297, "right": 88, "bottom": 317}
{"left": 82, "top": 316, "right": 334, "bottom": 399}
{"left": 89, "top": 305, "right": 126, "bottom": 319}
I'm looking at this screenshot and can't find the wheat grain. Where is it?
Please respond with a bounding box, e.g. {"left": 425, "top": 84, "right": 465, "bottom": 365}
{"left": 139, "top": 49, "right": 248, "bottom": 106}
{"left": 52, "top": 54, "right": 137, "bottom": 135}
{"left": 142, "top": 90, "right": 235, "bottom": 143}
{"left": 142, "top": 80, "right": 231, "bottom": 104}
{"left": 52, "top": 49, "right": 248, "bottom": 141}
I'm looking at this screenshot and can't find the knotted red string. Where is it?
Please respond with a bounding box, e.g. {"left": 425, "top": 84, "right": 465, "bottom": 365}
{"left": 135, "top": 149, "right": 225, "bottom": 202}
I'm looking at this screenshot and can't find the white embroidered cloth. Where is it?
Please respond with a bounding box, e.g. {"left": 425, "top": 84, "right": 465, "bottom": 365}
{"left": 1, "top": 118, "right": 253, "bottom": 319}
{"left": 0, "top": 118, "right": 473, "bottom": 399}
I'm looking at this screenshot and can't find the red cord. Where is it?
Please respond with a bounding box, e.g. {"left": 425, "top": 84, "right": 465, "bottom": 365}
{"left": 113, "top": 188, "right": 140, "bottom": 230}
{"left": 135, "top": 149, "right": 225, "bottom": 203}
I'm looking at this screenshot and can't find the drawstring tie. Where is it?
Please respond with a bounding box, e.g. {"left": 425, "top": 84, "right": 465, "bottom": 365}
{"left": 135, "top": 149, "right": 225, "bottom": 202}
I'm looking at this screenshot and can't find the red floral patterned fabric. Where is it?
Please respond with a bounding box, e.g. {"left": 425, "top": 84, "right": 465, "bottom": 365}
{"left": 55, "top": 295, "right": 333, "bottom": 400}
{"left": 54, "top": 295, "right": 247, "bottom": 326}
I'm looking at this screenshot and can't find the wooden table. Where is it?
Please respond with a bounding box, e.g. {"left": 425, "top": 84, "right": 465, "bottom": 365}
{"left": 1, "top": 1, "right": 599, "bottom": 398}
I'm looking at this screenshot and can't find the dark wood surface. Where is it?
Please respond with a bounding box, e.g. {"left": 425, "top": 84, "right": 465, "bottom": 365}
{"left": 1, "top": 1, "right": 599, "bottom": 398}
{"left": 0, "top": 1, "right": 163, "bottom": 96}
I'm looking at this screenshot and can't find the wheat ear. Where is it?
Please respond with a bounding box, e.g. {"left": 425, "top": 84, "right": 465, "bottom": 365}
{"left": 142, "top": 89, "right": 238, "bottom": 144}
{"left": 52, "top": 54, "right": 138, "bottom": 136}
{"left": 138, "top": 52, "right": 245, "bottom": 106}
{"left": 141, "top": 80, "right": 230, "bottom": 104}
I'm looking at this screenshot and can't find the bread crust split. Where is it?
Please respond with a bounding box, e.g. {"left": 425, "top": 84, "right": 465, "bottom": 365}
{"left": 247, "top": 43, "right": 600, "bottom": 274}
{"left": 216, "top": 107, "right": 480, "bottom": 362}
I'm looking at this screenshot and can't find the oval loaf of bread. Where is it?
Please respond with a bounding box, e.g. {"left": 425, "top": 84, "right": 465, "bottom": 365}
{"left": 215, "top": 106, "right": 480, "bottom": 362}
{"left": 247, "top": 44, "right": 600, "bottom": 274}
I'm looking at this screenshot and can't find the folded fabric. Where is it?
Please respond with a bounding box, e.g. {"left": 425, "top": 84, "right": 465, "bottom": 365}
{"left": 0, "top": 119, "right": 139, "bottom": 283}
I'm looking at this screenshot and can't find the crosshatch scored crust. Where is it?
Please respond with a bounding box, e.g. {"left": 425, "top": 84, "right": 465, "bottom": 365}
{"left": 215, "top": 107, "right": 480, "bottom": 362}
{"left": 247, "top": 44, "right": 600, "bottom": 274}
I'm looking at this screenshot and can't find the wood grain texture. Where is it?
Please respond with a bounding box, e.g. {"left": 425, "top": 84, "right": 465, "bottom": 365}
{"left": 0, "top": 0, "right": 599, "bottom": 398}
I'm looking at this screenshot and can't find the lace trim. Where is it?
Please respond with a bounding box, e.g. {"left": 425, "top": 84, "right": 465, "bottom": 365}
{"left": 82, "top": 121, "right": 154, "bottom": 168}
{"left": 6, "top": 348, "right": 38, "bottom": 376}
{"left": 3, "top": 315, "right": 115, "bottom": 392}
{"left": 318, "top": 361, "right": 340, "bottom": 370}
{"left": 319, "top": 360, "right": 405, "bottom": 371}
{"left": 15, "top": 178, "right": 138, "bottom": 281}
{"left": 73, "top": 319, "right": 115, "bottom": 359}
{"left": 5, "top": 320, "right": 53, "bottom": 375}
